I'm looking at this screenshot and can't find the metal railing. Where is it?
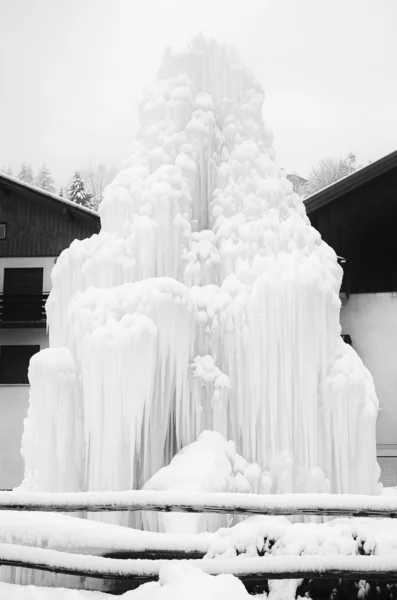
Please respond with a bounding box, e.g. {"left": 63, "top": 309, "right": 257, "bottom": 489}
{"left": 0, "top": 293, "right": 48, "bottom": 325}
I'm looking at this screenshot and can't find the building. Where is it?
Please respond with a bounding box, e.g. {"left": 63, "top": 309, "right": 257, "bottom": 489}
{"left": 304, "top": 150, "right": 397, "bottom": 485}
{"left": 0, "top": 174, "right": 100, "bottom": 489}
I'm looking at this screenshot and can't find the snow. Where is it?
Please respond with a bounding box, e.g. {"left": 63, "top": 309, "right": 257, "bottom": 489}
{"left": 0, "top": 510, "right": 211, "bottom": 556}
{"left": 0, "top": 565, "right": 251, "bottom": 599}
{"left": 0, "top": 582, "right": 106, "bottom": 598}
{"left": 206, "top": 514, "right": 397, "bottom": 560}
{"left": 20, "top": 349, "right": 83, "bottom": 493}
{"left": 3, "top": 505, "right": 397, "bottom": 561}
{"left": 3, "top": 508, "right": 397, "bottom": 594}
{"left": 124, "top": 564, "right": 251, "bottom": 599}
{"left": 2, "top": 540, "right": 397, "bottom": 579}
{"left": 141, "top": 431, "right": 265, "bottom": 534}
{"left": 3, "top": 488, "right": 397, "bottom": 518}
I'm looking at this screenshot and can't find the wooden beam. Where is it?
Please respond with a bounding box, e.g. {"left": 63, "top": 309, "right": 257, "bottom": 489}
{"left": 1, "top": 544, "right": 397, "bottom": 583}
{"left": 103, "top": 550, "right": 205, "bottom": 560}
{"left": 1, "top": 490, "right": 397, "bottom": 518}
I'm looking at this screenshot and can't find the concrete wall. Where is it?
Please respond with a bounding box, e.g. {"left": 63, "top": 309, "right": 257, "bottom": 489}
{"left": 340, "top": 293, "right": 397, "bottom": 450}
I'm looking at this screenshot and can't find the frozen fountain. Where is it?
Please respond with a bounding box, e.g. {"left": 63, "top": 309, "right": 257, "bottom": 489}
{"left": 19, "top": 38, "right": 379, "bottom": 534}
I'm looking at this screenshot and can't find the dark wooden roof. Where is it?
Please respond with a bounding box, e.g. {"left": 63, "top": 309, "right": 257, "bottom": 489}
{"left": 0, "top": 173, "right": 100, "bottom": 222}
{"left": 304, "top": 150, "right": 397, "bottom": 214}
{"left": 0, "top": 173, "right": 100, "bottom": 257}
{"left": 303, "top": 150, "right": 397, "bottom": 294}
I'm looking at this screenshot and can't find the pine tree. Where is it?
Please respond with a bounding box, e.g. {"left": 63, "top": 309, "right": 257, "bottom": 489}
{"left": 17, "top": 162, "right": 34, "bottom": 184}
{"left": 67, "top": 171, "right": 92, "bottom": 208}
{"left": 1, "top": 166, "right": 13, "bottom": 176}
{"left": 34, "top": 164, "right": 56, "bottom": 193}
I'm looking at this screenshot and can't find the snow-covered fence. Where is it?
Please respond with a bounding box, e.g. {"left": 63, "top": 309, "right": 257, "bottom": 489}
{"left": 3, "top": 490, "right": 397, "bottom": 589}
{"left": 1, "top": 543, "right": 397, "bottom": 584}
{"left": 1, "top": 490, "right": 397, "bottom": 518}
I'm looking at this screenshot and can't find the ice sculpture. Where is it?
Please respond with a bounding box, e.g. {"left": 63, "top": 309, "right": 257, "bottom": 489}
{"left": 20, "top": 38, "right": 380, "bottom": 518}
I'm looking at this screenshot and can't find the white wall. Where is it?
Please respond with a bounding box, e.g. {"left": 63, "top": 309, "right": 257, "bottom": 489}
{"left": 340, "top": 293, "right": 397, "bottom": 450}
{"left": 0, "top": 329, "right": 48, "bottom": 488}
{"left": 0, "top": 257, "right": 52, "bottom": 488}
{"left": 0, "top": 385, "right": 30, "bottom": 488}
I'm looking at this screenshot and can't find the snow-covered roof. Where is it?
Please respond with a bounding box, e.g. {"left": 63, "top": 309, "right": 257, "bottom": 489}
{"left": 304, "top": 149, "right": 397, "bottom": 214}
{"left": 0, "top": 172, "right": 100, "bottom": 219}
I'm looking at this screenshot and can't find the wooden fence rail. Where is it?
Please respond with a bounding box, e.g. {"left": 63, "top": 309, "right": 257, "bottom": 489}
{"left": 1, "top": 543, "right": 397, "bottom": 584}
{"left": 2, "top": 490, "right": 397, "bottom": 592}
{"left": 1, "top": 490, "right": 397, "bottom": 518}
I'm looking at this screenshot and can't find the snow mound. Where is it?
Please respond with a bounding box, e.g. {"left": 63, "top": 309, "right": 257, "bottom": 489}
{"left": 0, "top": 582, "right": 106, "bottom": 598}
{"left": 123, "top": 563, "right": 250, "bottom": 599}
{"left": 142, "top": 431, "right": 267, "bottom": 533}
{"left": 207, "top": 514, "right": 397, "bottom": 560}
{"left": 142, "top": 431, "right": 333, "bottom": 533}
{"left": 0, "top": 565, "right": 251, "bottom": 600}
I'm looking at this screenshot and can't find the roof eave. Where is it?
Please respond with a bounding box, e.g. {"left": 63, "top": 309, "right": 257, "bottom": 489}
{"left": 304, "top": 150, "right": 397, "bottom": 214}
{"left": 0, "top": 173, "right": 100, "bottom": 220}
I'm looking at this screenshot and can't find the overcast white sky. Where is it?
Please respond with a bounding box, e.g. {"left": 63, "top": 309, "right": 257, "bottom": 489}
{"left": 0, "top": 0, "right": 396, "bottom": 189}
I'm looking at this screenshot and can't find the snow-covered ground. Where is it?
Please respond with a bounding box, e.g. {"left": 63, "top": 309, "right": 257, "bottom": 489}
{"left": 0, "top": 582, "right": 105, "bottom": 599}
{"left": 0, "top": 565, "right": 254, "bottom": 599}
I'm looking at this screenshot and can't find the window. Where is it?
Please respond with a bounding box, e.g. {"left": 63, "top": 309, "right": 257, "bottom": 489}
{"left": 2, "top": 267, "right": 44, "bottom": 322}
{"left": 0, "top": 223, "right": 6, "bottom": 240}
{"left": 378, "top": 456, "right": 397, "bottom": 487}
{"left": 0, "top": 345, "right": 40, "bottom": 384}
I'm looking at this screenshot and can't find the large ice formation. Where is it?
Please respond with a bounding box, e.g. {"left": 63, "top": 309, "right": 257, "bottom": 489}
{"left": 20, "top": 38, "right": 379, "bottom": 518}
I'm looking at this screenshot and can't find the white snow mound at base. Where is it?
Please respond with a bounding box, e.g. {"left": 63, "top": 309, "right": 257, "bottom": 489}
{"left": 123, "top": 564, "right": 251, "bottom": 599}
{"left": 0, "top": 565, "right": 251, "bottom": 599}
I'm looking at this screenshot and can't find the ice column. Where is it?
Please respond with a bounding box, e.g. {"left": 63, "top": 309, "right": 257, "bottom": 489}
{"left": 20, "top": 38, "right": 380, "bottom": 512}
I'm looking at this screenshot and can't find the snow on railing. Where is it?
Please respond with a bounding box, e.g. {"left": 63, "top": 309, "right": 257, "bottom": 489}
{"left": 1, "top": 543, "right": 397, "bottom": 583}
{"left": 1, "top": 490, "right": 397, "bottom": 518}
{"left": 3, "top": 490, "right": 397, "bottom": 586}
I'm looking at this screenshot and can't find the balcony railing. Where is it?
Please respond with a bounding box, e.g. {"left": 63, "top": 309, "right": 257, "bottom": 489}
{"left": 0, "top": 293, "right": 49, "bottom": 327}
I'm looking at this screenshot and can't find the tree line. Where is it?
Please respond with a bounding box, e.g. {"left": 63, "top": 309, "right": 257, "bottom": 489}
{"left": 2, "top": 153, "right": 362, "bottom": 209}
{"left": 0, "top": 162, "right": 116, "bottom": 210}
{"left": 287, "top": 153, "right": 360, "bottom": 197}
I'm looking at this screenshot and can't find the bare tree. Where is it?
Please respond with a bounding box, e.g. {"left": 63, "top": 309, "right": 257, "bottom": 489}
{"left": 80, "top": 164, "right": 117, "bottom": 209}
{"left": 304, "top": 153, "right": 358, "bottom": 197}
